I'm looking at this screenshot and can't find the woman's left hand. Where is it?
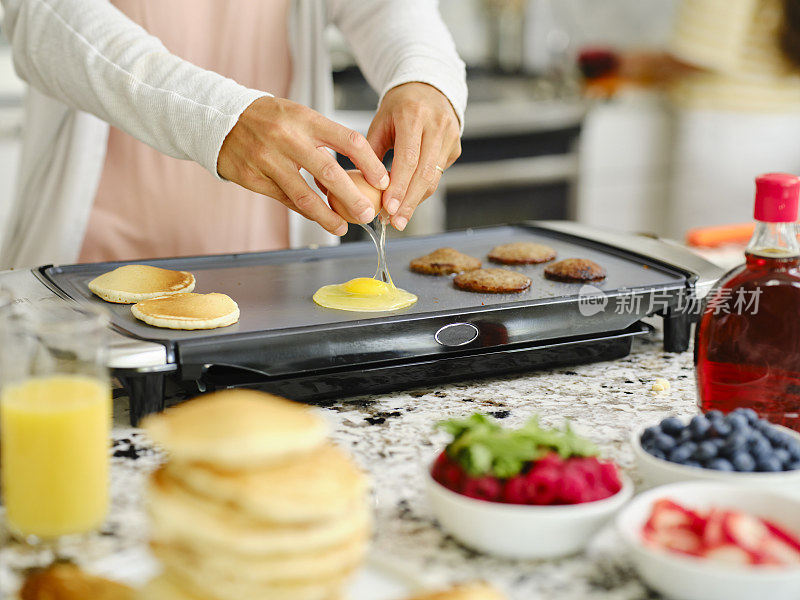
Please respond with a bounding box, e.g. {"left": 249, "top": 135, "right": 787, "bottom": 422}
{"left": 367, "top": 82, "right": 461, "bottom": 231}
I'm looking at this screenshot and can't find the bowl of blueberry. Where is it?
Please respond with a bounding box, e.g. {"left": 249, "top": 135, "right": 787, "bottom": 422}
{"left": 633, "top": 409, "right": 800, "bottom": 497}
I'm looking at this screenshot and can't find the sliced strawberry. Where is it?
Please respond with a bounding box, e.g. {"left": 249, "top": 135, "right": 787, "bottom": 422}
{"left": 703, "top": 509, "right": 727, "bottom": 548}
{"left": 762, "top": 519, "right": 800, "bottom": 553}
{"left": 645, "top": 527, "right": 704, "bottom": 556}
{"left": 645, "top": 499, "right": 707, "bottom": 536}
{"left": 703, "top": 544, "right": 759, "bottom": 565}
{"left": 760, "top": 536, "right": 800, "bottom": 566}
{"left": 722, "top": 511, "right": 771, "bottom": 555}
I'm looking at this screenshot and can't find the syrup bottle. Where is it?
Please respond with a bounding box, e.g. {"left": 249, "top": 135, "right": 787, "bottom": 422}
{"left": 695, "top": 173, "right": 800, "bottom": 430}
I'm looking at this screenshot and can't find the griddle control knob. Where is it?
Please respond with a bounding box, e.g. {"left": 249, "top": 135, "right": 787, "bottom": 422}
{"left": 435, "top": 322, "right": 479, "bottom": 347}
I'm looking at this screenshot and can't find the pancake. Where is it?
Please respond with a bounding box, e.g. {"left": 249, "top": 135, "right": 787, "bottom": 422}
{"left": 88, "top": 265, "right": 195, "bottom": 304}
{"left": 20, "top": 563, "right": 134, "bottom": 600}
{"left": 141, "top": 389, "right": 328, "bottom": 468}
{"left": 488, "top": 242, "right": 556, "bottom": 265}
{"left": 164, "top": 443, "right": 367, "bottom": 524}
{"left": 147, "top": 468, "right": 371, "bottom": 555}
{"left": 154, "top": 559, "right": 353, "bottom": 600}
{"left": 453, "top": 268, "right": 531, "bottom": 294}
{"left": 409, "top": 247, "right": 481, "bottom": 275}
{"left": 151, "top": 530, "right": 368, "bottom": 584}
{"left": 543, "top": 258, "right": 606, "bottom": 282}
{"left": 138, "top": 575, "right": 209, "bottom": 600}
{"left": 131, "top": 292, "right": 239, "bottom": 330}
{"left": 406, "top": 583, "right": 507, "bottom": 600}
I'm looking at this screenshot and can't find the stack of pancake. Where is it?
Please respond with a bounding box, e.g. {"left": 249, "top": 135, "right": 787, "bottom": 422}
{"left": 139, "top": 389, "right": 371, "bottom": 600}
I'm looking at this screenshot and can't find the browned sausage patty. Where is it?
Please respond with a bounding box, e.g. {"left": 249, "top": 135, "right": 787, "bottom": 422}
{"left": 488, "top": 242, "right": 556, "bottom": 265}
{"left": 544, "top": 258, "right": 606, "bottom": 282}
{"left": 409, "top": 247, "right": 481, "bottom": 275}
{"left": 453, "top": 268, "right": 531, "bottom": 293}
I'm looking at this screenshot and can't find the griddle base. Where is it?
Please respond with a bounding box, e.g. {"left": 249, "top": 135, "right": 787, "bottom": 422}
{"left": 120, "top": 322, "right": 651, "bottom": 425}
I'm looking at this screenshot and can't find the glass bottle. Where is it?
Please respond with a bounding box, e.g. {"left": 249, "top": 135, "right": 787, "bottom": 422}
{"left": 695, "top": 173, "right": 800, "bottom": 430}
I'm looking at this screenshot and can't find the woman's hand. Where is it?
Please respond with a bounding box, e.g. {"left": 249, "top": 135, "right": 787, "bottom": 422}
{"left": 367, "top": 82, "right": 461, "bottom": 231}
{"left": 218, "top": 97, "right": 390, "bottom": 236}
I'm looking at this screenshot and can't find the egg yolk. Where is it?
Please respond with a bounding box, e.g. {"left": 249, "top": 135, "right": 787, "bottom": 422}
{"left": 313, "top": 277, "right": 417, "bottom": 312}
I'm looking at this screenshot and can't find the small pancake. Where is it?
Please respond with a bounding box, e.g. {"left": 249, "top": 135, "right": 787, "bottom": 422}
{"left": 406, "top": 583, "right": 508, "bottom": 600}
{"left": 88, "top": 265, "right": 195, "bottom": 304}
{"left": 544, "top": 258, "right": 606, "bottom": 282}
{"left": 165, "top": 444, "right": 367, "bottom": 524}
{"left": 488, "top": 242, "right": 556, "bottom": 265}
{"left": 20, "top": 563, "right": 134, "bottom": 600}
{"left": 453, "top": 268, "right": 531, "bottom": 294}
{"left": 409, "top": 247, "right": 481, "bottom": 275}
{"left": 147, "top": 467, "right": 371, "bottom": 555}
{"left": 142, "top": 389, "right": 328, "bottom": 468}
{"left": 131, "top": 292, "right": 239, "bottom": 330}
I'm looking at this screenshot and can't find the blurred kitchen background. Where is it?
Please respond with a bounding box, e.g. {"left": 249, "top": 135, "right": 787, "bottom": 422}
{"left": 0, "top": 0, "right": 754, "bottom": 249}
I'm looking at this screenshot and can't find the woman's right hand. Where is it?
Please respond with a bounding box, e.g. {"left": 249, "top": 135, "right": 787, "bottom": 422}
{"left": 217, "top": 97, "right": 390, "bottom": 236}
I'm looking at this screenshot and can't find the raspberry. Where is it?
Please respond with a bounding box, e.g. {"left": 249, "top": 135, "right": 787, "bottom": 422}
{"left": 598, "top": 461, "right": 622, "bottom": 494}
{"left": 525, "top": 467, "right": 560, "bottom": 505}
{"left": 503, "top": 475, "right": 529, "bottom": 504}
{"left": 461, "top": 476, "right": 503, "bottom": 502}
{"left": 557, "top": 471, "right": 589, "bottom": 504}
{"left": 434, "top": 455, "right": 466, "bottom": 493}
{"left": 533, "top": 451, "right": 563, "bottom": 471}
{"left": 431, "top": 451, "right": 448, "bottom": 481}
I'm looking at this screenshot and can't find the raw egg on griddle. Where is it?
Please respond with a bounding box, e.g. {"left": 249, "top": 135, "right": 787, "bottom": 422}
{"left": 313, "top": 171, "right": 418, "bottom": 312}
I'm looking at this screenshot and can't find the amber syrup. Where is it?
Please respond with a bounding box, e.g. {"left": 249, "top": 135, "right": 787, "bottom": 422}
{"left": 696, "top": 251, "right": 800, "bottom": 430}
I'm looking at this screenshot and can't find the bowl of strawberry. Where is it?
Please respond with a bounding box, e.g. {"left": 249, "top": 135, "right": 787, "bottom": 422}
{"left": 633, "top": 409, "right": 800, "bottom": 498}
{"left": 427, "top": 414, "right": 633, "bottom": 559}
{"left": 616, "top": 482, "right": 800, "bottom": 600}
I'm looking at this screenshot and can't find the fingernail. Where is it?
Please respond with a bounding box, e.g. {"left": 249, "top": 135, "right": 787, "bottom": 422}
{"left": 393, "top": 216, "right": 408, "bottom": 231}
{"left": 386, "top": 197, "right": 400, "bottom": 214}
{"left": 378, "top": 174, "right": 390, "bottom": 190}
{"left": 334, "top": 222, "right": 348, "bottom": 236}
{"left": 358, "top": 207, "right": 375, "bottom": 223}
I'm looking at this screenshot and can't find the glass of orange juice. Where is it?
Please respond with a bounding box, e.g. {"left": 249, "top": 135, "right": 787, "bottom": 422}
{"left": 0, "top": 300, "right": 111, "bottom": 543}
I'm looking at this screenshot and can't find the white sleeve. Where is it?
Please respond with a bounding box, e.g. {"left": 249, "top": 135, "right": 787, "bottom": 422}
{"left": 1, "top": 0, "right": 268, "bottom": 176}
{"left": 327, "top": 0, "right": 468, "bottom": 132}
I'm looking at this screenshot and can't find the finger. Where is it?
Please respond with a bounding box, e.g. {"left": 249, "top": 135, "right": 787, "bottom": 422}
{"left": 383, "top": 118, "right": 423, "bottom": 218}
{"left": 366, "top": 117, "right": 393, "bottom": 164}
{"left": 313, "top": 177, "right": 328, "bottom": 197}
{"left": 303, "top": 146, "right": 375, "bottom": 223}
{"left": 316, "top": 117, "right": 389, "bottom": 191}
{"left": 391, "top": 130, "right": 444, "bottom": 232}
{"left": 268, "top": 162, "right": 348, "bottom": 236}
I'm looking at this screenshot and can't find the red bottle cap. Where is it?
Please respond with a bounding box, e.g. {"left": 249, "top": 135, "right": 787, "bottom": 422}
{"left": 754, "top": 173, "right": 800, "bottom": 222}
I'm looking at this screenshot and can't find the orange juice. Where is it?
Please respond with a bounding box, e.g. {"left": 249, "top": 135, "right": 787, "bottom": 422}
{"left": 0, "top": 375, "right": 111, "bottom": 538}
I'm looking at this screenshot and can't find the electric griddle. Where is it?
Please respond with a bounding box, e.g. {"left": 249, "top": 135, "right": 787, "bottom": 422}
{"left": 5, "top": 222, "right": 723, "bottom": 424}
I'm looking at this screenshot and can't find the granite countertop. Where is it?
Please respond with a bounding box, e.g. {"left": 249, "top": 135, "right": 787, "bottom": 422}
{"left": 0, "top": 322, "right": 699, "bottom": 599}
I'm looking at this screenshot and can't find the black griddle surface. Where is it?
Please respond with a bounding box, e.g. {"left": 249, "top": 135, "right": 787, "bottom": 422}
{"left": 43, "top": 225, "right": 685, "bottom": 345}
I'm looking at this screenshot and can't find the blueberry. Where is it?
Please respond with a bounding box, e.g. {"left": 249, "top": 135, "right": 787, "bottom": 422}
{"left": 684, "top": 460, "right": 702, "bottom": 469}
{"left": 676, "top": 429, "right": 694, "bottom": 444}
{"left": 660, "top": 417, "right": 685, "bottom": 437}
{"left": 711, "top": 420, "right": 732, "bottom": 438}
{"left": 749, "top": 436, "right": 772, "bottom": 461}
{"left": 705, "top": 410, "right": 724, "bottom": 421}
{"left": 733, "top": 408, "right": 760, "bottom": 424}
{"left": 708, "top": 458, "right": 734, "bottom": 471}
{"left": 786, "top": 440, "right": 800, "bottom": 460}
{"left": 732, "top": 452, "right": 756, "bottom": 472}
{"left": 648, "top": 448, "right": 666, "bottom": 460}
{"left": 689, "top": 415, "right": 712, "bottom": 440}
{"left": 668, "top": 444, "right": 696, "bottom": 464}
{"left": 694, "top": 441, "right": 718, "bottom": 462}
{"left": 765, "top": 428, "right": 792, "bottom": 448}
{"left": 786, "top": 460, "right": 800, "bottom": 471}
{"left": 711, "top": 438, "right": 726, "bottom": 450}
{"left": 653, "top": 432, "right": 677, "bottom": 453}
{"left": 753, "top": 419, "right": 773, "bottom": 433}
{"left": 726, "top": 413, "right": 749, "bottom": 433}
{"left": 757, "top": 456, "right": 783, "bottom": 472}
{"left": 721, "top": 433, "right": 748, "bottom": 457}
{"left": 774, "top": 448, "right": 792, "bottom": 467}
{"left": 641, "top": 426, "right": 660, "bottom": 444}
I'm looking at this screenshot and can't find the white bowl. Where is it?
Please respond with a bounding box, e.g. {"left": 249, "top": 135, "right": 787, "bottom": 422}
{"left": 426, "top": 464, "right": 633, "bottom": 559}
{"left": 632, "top": 422, "right": 800, "bottom": 500}
{"left": 616, "top": 481, "right": 800, "bottom": 600}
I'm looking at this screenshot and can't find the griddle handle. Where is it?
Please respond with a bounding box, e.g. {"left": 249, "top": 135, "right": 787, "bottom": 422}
{"left": 662, "top": 310, "right": 692, "bottom": 353}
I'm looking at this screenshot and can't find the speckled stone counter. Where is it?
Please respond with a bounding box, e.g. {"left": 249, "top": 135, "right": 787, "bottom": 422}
{"left": 0, "top": 323, "right": 699, "bottom": 599}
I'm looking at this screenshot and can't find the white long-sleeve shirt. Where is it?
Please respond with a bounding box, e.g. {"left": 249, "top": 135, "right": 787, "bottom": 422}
{"left": 0, "top": 0, "right": 467, "bottom": 268}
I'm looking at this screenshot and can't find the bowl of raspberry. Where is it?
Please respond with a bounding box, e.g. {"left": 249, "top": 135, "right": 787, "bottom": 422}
{"left": 427, "top": 413, "right": 633, "bottom": 559}
{"left": 633, "top": 409, "right": 800, "bottom": 498}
